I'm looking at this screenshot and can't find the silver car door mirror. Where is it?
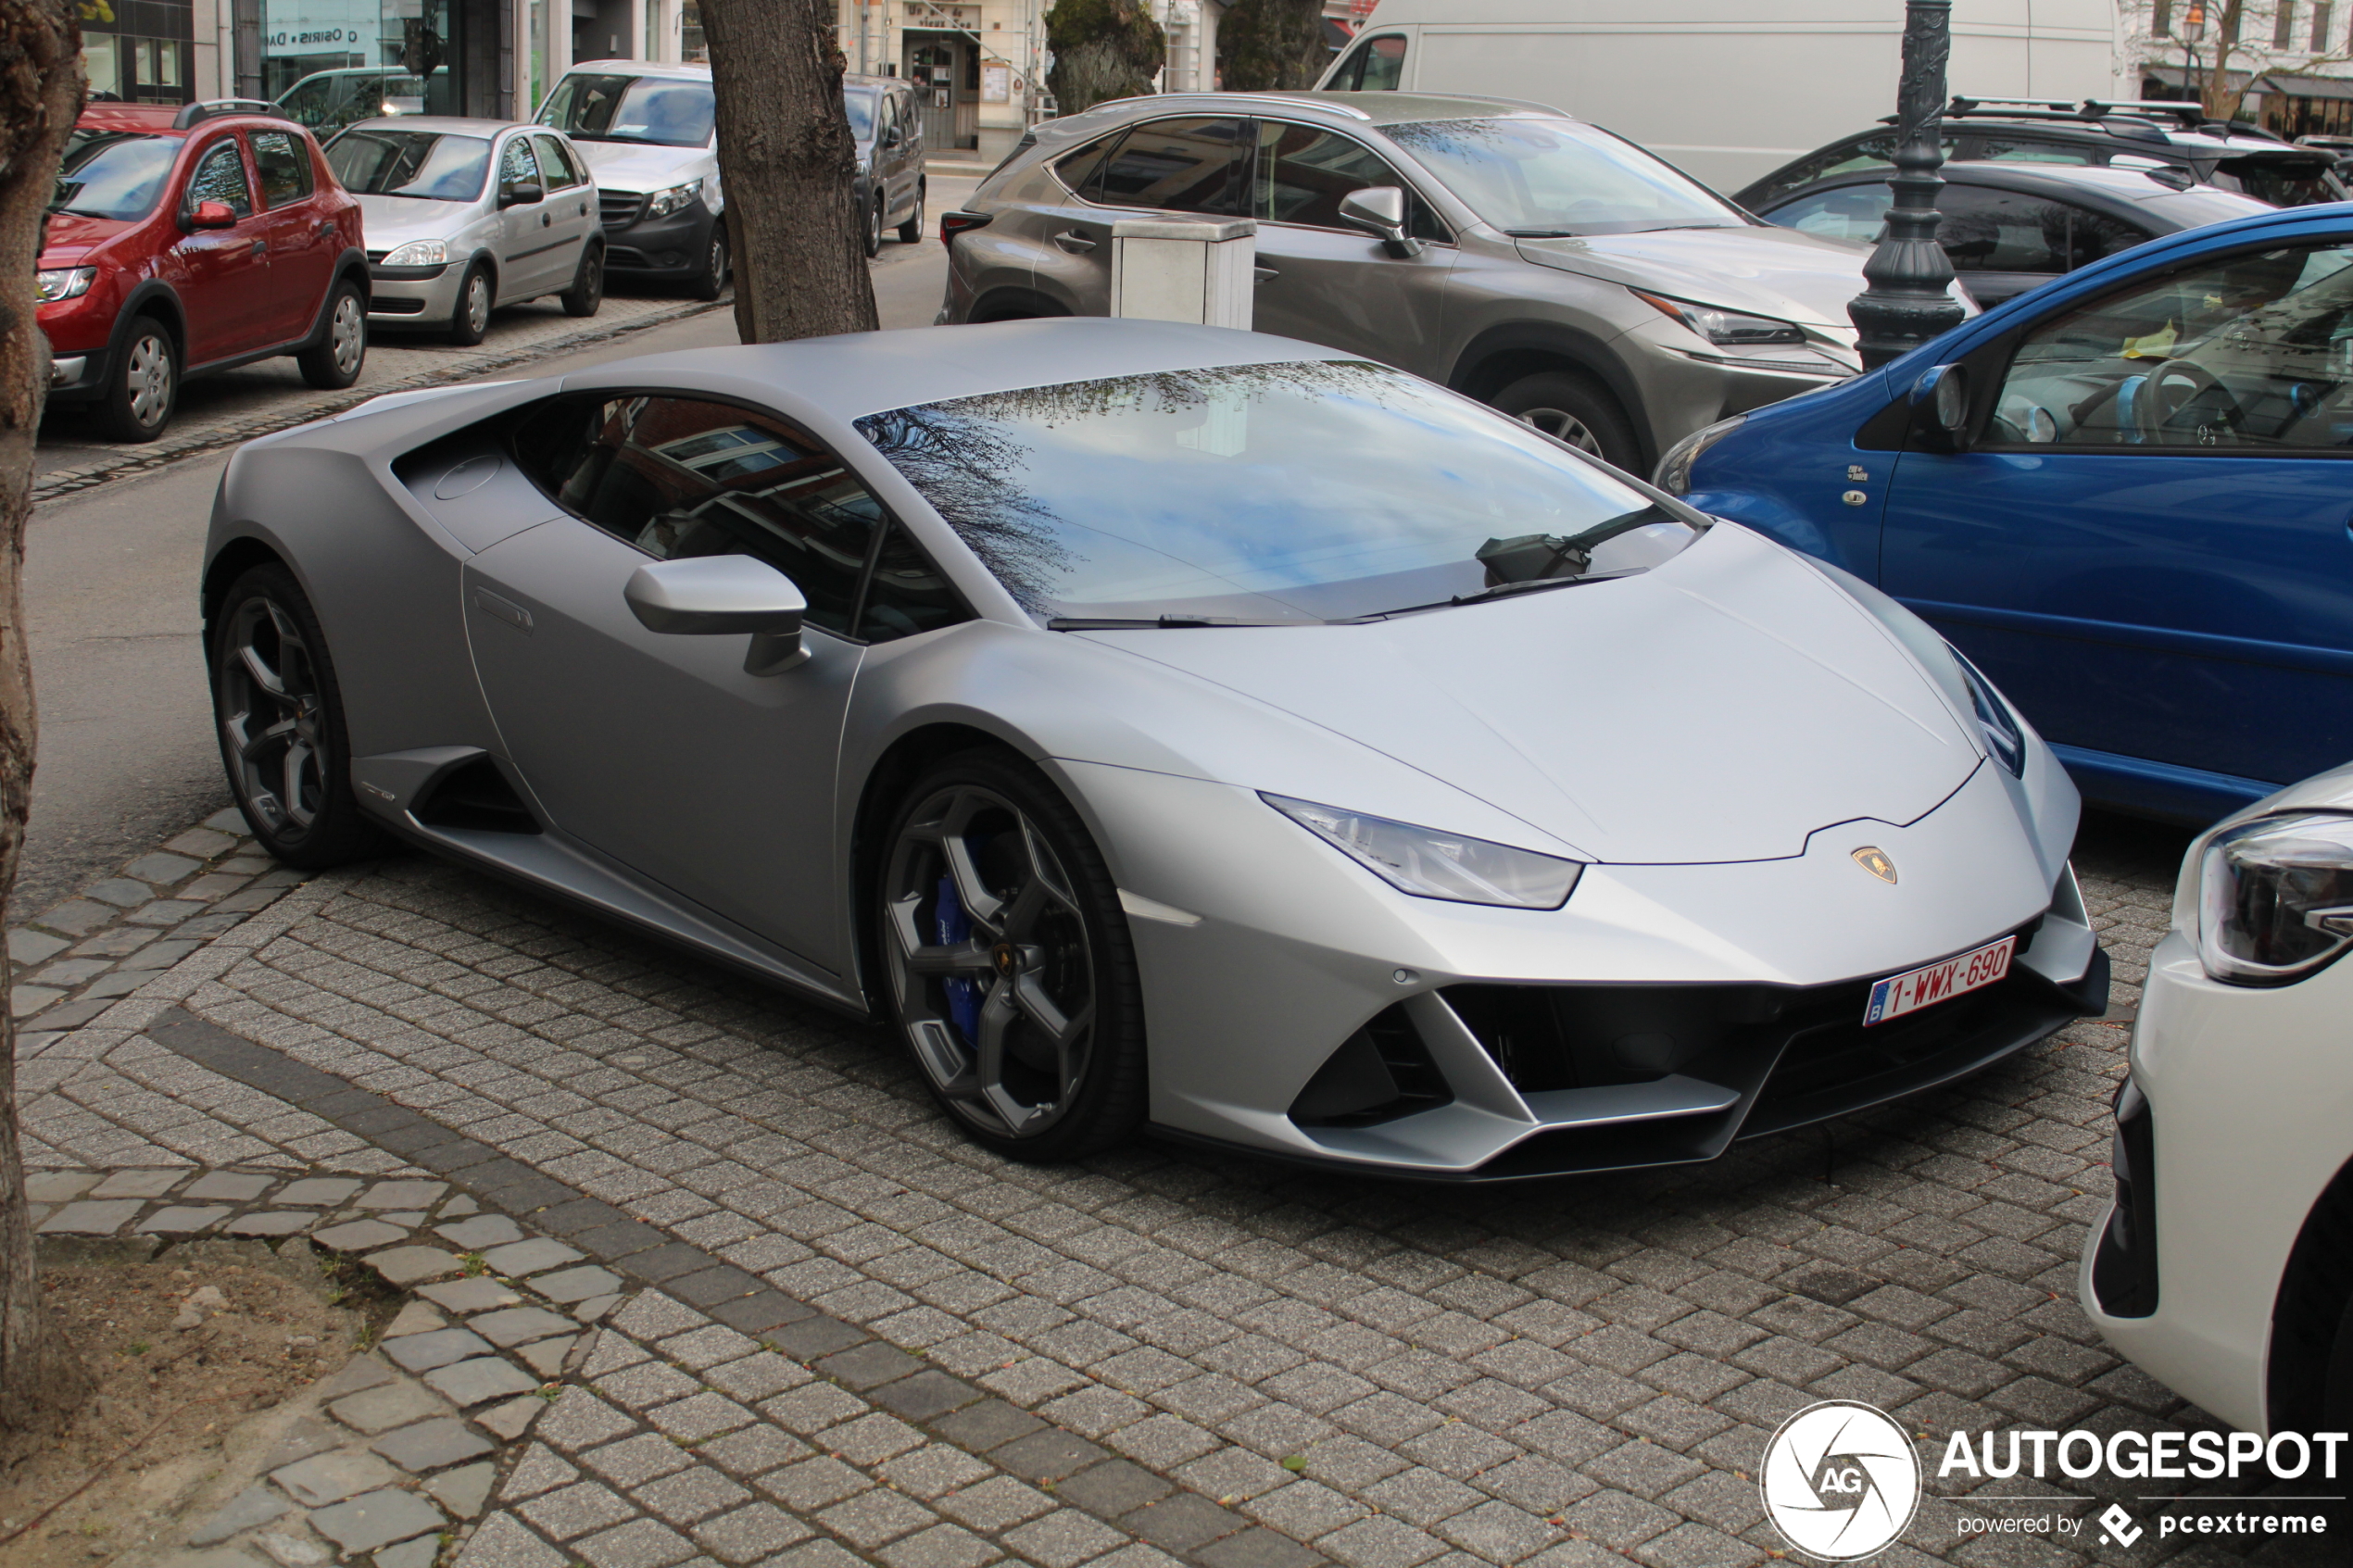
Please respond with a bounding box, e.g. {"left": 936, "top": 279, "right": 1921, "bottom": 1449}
{"left": 1338, "top": 185, "right": 1423, "bottom": 258}
{"left": 623, "top": 554, "right": 810, "bottom": 674}
{"left": 1908, "top": 362, "right": 1972, "bottom": 455}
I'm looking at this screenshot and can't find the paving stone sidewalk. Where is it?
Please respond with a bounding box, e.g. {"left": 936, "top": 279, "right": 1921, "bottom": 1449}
{"left": 13, "top": 807, "right": 2334, "bottom": 1568}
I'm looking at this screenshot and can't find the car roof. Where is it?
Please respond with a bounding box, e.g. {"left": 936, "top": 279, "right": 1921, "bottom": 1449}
{"left": 566, "top": 57, "right": 711, "bottom": 82}
{"left": 78, "top": 103, "right": 190, "bottom": 136}
{"left": 843, "top": 74, "right": 908, "bottom": 94}
{"left": 560, "top": 318, "right": 1354, "bottom": 423}
{"left": 1802, "top": 159, "right": 2234, "bottom": 207}
{"left": 342, "top": 116, "right": 539, "bottom": 137}
{"left": 1068, "top": 88, "right": 1572, "bottom": 132}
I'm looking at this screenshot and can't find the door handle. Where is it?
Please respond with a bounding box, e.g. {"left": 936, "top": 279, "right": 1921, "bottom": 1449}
{"left": 1053, "top": 231, "right": 1097, "bottom": 254}
{"left": 1253, "top": 266, "right": 1278, "bottom": 282}
{"left": 315, "top": 219, "right": 334, "bottom": 236}
{"left": 541, "top": 212, "right": 552, "bottom": 227}
{"left": 471, "top": 587, "right": 533, "bottom": 633}
{"left": 250, "top": 239, "right": 268, "bottom": 257}
{"left": 578, "top": 202, "right": 588, "bottom": 216}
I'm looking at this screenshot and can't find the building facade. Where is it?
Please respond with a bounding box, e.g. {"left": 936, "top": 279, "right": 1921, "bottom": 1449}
{"left": 2124, "top": 0, "right": 2353, "bottom": 137}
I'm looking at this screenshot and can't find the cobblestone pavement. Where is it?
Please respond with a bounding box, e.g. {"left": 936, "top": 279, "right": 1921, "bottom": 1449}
{"left": 13, "top": 805, "right": 2338, "bottom": 1568}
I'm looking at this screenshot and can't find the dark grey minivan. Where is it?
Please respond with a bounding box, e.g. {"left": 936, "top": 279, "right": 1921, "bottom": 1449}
{"left": 848, "top": 73, "right": 925, "bottom": 258}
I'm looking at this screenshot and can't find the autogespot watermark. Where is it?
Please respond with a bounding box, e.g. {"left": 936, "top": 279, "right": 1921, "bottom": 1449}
{"left": 1758, "top": 1400, "right": 2347, "bottom": 1560}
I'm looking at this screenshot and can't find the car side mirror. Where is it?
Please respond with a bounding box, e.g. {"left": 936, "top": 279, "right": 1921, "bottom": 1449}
{"left": 498, "top": 181, "right": 544, "bottom": 208}
{"left": 188, "top": 199, "right": 238, "bottom": 229}
{"left": 1337, "top": 185, "right": 1423, "bottom": 258}
{"left": 623, "top": 555, "right": 809, "bottom": 674}
{"left": 1909, "top": 362, "right": 1972, "bottom": 454}
{"left": 883, "top": 125, "right": 901, "bottom": 148}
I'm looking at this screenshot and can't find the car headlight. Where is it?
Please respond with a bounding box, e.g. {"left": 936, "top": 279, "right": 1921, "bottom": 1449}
{"left": 35, "top": 266, "right": 96, "bottom": 303}
{"left": 1950, "top": 646, "right": 2025, "bottom": 778}
{"left": 1262, "top": 794, "right": 1583, "bottom": 909}
{"left": 1631, "top": 289, "right": 1806, "bottom": 347}
{"left": 646, "top": 179, "right": 703, "bottom": 219}
{"left": 380, "top": 240, "right": 448, "bottom": 267}
{"left": 1653, "top": 414, "right": 1744, "bottom": 495}
{"left": 2196, "top": 812, "right": 2353, "bottom": 985}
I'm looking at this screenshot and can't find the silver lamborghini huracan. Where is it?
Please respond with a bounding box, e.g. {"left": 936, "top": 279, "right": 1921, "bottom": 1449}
{"left": 203, "top": 319, "right": 2106, "bottom": 1177}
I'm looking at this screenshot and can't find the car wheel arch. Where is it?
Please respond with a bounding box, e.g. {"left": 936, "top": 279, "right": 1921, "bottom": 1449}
{"left": 1448, "top": 327, "right": 1655, "bottom": 470}
{"left": 969, "top": 286, "right": 1073, "bottom": 323}
{"left": 111, "top": 282, "right": 187, "bottom": 365}
{"left": 2268, "top": 1154, "right": 2353, "bottom": 1434}
{"left": 202, "top": 535, "right": 296, "bottom": 644}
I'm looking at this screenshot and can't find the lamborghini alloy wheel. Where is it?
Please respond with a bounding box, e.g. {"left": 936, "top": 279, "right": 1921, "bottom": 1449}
{"left": 878, "top": 755, "right": 1145, "bottom": 1160}
{"left": 211, "top": 565, "right": 384, "bottom": 868}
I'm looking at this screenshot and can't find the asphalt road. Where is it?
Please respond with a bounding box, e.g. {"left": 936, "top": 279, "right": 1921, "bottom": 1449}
{"left": 19, "top": 186, "right": 970, "bottom": 915}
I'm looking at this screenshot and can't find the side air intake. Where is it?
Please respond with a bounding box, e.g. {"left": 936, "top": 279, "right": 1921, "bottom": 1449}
{"left": 411, "top": 756, "right": 540, "bottom": 834}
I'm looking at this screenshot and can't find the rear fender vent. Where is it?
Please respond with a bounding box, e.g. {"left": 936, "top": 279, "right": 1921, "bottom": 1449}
{"left": 1290, "top": 1005, "right": 1453, "bottom": 1127}
{"left": 411, "top": 756, "right": 541, "bottom": 834}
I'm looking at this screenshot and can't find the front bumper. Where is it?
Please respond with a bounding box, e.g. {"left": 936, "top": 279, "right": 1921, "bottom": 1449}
{"left": 598, "top": 194, "right": 717, "bottom": 280}
{"left": 1061, "top": 756, "right": 2100, "bottom": 1179}
{"left": 366, "top": 260, "right": 462, "bottom": 324}
{"left": 2082, "top": 927, "right": 2353, "bottom": 1435}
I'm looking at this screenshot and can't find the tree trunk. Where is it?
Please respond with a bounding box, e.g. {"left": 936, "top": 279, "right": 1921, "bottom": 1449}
{"left": 0, "top": 0, "right": 93, "bottom": 1435}
{"left": 697, "top": 0, "right": 878, "bottom": 344}
{"left": 2202, "top": 0, "right": 2250, "bottom": 120}
{"left": 1217, "top": 0, "right": 1326, "bottom": 92}
{"left": 1046, "top": 0, "right": 1164, "bottom": 116}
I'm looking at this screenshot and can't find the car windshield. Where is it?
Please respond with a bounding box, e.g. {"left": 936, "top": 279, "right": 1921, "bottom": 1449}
{"left": 855, "top": 360, "right": 1704, "bottom": 625}
{"left": 326, "top": 129, "right": 492, "bottom": 200}
{"left": 539, "top": 72, "right": 714, "bottom": 147}
{"left": 1385, "top": 117, "right": 1748, "bottom": 236}
{"left": 845, "top": 88, "right": 876, "bottom": 141}
{"left": 50, "top": 129, "right": 179, "bottom": 220}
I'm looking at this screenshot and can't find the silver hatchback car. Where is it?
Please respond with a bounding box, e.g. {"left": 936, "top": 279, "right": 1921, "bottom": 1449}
{"left": 940, "top": 91, "right": 1921, "bottom": 471}
{"left": 326, "top": 118, "right": 604, "bottom": 345}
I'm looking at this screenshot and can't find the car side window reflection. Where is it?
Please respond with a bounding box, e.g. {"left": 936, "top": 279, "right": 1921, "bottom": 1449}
{"left": 1089, "top": 117, "right": 1247, "bottom": 215}
{"left": 188, "top": 139, "right": 253, "bottom": 217}
{"left": 1993, "top": 243, "right": 2353, "bottom": 449}
{"left": 249, "top": 130, "right": 313, "bottom": 207}
{"left": 1251, "top": 121, "right": 1446, "bottom": 241}
{"left": 498, "top": 135, "right": 542, "bottom": 198}
{"left": 511, "top": 395, "right": 969, "bottom": 643}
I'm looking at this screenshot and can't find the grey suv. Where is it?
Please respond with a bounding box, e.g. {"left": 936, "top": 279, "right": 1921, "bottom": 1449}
{"left": 938, "top": 91, "right": 1912, "bottom": 470}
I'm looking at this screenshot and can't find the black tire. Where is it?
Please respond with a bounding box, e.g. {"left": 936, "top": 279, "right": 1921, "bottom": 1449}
{"left": 448, "top": 262, "right": 493, "bottom": 345}
{"left": 875, "top": 749, "right": 1148, "bottom": 1163}
{"left": 862, "top": 195, "right": 884, "bottom": 258}
{"left": 691, "top": 228, "right": 728, "bottom": 302}
{"left": 210, "top": 563, "right": 386, "bottom": 869}
{"left": 897, "top": 181, "right": 925, "bottom": 245}
{"left": 296, "top": 278, "right": 368, "bottom": 390}
{"left": 1491, "top": 370, "right": 1642, "bottom": 474}
{"left": 560, "top": 243, "right": 605, "bottom": 318}
{"left": 96, "top": 315, "right": 176, "bottom": 443}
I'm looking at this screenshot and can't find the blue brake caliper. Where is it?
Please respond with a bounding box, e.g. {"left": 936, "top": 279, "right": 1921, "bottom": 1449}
{"left": 934, "top": 872, "right": 982, "bottom": 1046}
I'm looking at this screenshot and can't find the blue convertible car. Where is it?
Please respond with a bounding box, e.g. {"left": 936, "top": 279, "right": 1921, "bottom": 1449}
{"left": 1661, "top": 204, "right": 2353, "bottom": 824}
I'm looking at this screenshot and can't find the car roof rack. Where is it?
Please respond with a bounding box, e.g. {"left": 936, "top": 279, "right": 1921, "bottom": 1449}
{"left": 1897, "top": 94, "right": 2295, "bottom": 145}
{"left": 174, "top": 98, "right": 296, "bottom": 129}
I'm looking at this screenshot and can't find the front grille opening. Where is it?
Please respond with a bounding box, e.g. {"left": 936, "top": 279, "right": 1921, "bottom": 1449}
{"left": 1289, "top": 1005, "right": 1453, "bottom": 1127}
{"left": 1443, "top": 983, "right": 1815, "bottom": 1094}
{"left": 411, "top": 757, "right": 540, "bottom": 834}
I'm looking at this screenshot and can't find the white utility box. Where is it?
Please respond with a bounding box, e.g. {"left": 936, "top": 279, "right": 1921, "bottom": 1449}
{"left": 1110, "top": 217, "right": 1256, "bottom": 330}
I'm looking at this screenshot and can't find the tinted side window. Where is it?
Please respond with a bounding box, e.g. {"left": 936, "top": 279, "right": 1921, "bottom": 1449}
{"left": 1993, "top": 242, "right": 2353, "bottom": 449}
{"left": 1251, "top": 120, "right": 1445, "bottom": 240}
{"left": 1092, "top": 117, "right": 1246, "bottom": 215}
{"left": 1967, "top": 137, "right": 2101, "bottom": 166}
{"left": 188, "top": 139, "right": 253, "bottom": 217}
{"left": 250, "top": 130, "right": 313, "bottom": 207}
{"left": 1764, "top": 182, "right": 1886, "bottom": 243}
{"left": 1053, "top": 132, "right": 1118, "bottom": 195}
{"left": 512, "top": 395, "right": 886, "bottom": 636}
{"left": 1935, "top": 186, "right": 2145, "bottom": 276}
{"left": 860, "top": 524, "right": 971, "bottom": 643}
{"left": 533, "top": 135, "right": 580, "bottom": 189}
{"left": 498, "top": 135, "right": 544, "bottom": 196}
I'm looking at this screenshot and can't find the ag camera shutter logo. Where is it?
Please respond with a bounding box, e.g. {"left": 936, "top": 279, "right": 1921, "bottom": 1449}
{"left": 1761, "top": 1400, "right": 1922, "bottom": 1560}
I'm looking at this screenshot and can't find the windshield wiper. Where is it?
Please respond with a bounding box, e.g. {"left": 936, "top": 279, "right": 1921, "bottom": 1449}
{"left": 1047, "top": 616, "right": 1300, "bottom": 631}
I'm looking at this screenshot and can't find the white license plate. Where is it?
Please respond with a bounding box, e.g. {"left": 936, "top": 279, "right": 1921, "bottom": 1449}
{"left": 1863, "top": 935, "right": 2016, "bottom": 1026}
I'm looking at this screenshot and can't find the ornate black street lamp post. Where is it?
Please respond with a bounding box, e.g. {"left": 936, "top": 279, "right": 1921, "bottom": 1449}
{"left": 1847, "top": 0, "right": 1969, "bottom": 369}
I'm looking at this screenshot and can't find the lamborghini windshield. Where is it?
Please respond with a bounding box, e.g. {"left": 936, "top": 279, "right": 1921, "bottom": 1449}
{"left": 855, "top": 360, "right": 1703, "bottom": 624}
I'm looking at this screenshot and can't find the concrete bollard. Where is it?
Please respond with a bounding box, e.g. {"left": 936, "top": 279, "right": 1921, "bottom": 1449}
{"left": 1110, "top": 217, "right": 1257, "bottom": 330}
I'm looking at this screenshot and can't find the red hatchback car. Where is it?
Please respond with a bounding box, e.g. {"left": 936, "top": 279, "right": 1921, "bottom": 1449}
{"left": 39, "top": 100, "right": 370, "bottom": 441}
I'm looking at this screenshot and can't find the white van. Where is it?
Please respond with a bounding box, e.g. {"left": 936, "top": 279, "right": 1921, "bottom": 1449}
{"left": 537, "top": 59, "right": 729, "bottom": 299}
{"left": 1317, "top": 1, "right": 2122, "bottom": 193}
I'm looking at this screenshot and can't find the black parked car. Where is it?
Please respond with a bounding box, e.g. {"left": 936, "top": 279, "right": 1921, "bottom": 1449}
{"left": 1752, "top": 159, "right": 2274, "bottom": 307}
{"left": 1735, "top": 97, "right": 2347, "bottom": 216}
